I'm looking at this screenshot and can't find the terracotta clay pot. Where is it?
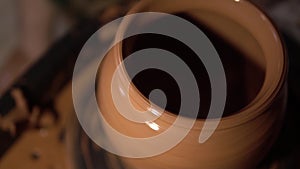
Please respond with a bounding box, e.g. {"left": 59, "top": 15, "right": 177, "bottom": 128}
{"left": 96, "top": 0, "right": 287, "bottom": 169}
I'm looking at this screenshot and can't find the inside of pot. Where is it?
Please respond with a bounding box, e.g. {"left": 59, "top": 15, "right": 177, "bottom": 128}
{"left": 121, "top": 11, "right": 266, "bottom": 119}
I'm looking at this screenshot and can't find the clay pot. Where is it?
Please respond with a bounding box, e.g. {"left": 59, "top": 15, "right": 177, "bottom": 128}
{"left": 96, "top": 0, "right": 287, "bottom": 169}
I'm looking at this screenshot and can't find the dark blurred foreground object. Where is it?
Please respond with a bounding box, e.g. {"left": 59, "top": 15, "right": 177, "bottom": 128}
{"left": 0, "top": 0, "right": 135, "bottom": 159}
{"left": 0, "top": 18, "right": 100, "bottom": 115}
{"left": 0, "top": 18, "right": 101, "bottom": 158}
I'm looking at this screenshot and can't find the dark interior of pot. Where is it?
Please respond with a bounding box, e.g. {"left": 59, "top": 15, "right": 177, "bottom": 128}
{"left": 122, "top": 12, "right": 266, "bottom": 119}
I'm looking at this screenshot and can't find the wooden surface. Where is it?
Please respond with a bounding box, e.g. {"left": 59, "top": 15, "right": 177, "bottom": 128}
{"left": 0, "top": 84, "right": 73, "bottom": 169}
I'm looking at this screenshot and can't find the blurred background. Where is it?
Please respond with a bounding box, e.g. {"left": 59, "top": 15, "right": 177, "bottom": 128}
{"left": 0, "top": 0, "right": 299, "bottom": 169}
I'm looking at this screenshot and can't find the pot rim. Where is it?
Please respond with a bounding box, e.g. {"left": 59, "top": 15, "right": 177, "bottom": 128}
{"left": 112, "top": 0, "right": 287, "bottom": 130}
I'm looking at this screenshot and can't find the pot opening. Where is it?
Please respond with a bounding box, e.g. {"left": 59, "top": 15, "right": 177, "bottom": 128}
{"left": 121, "top": 11, "right": 266, "bottom": 119}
